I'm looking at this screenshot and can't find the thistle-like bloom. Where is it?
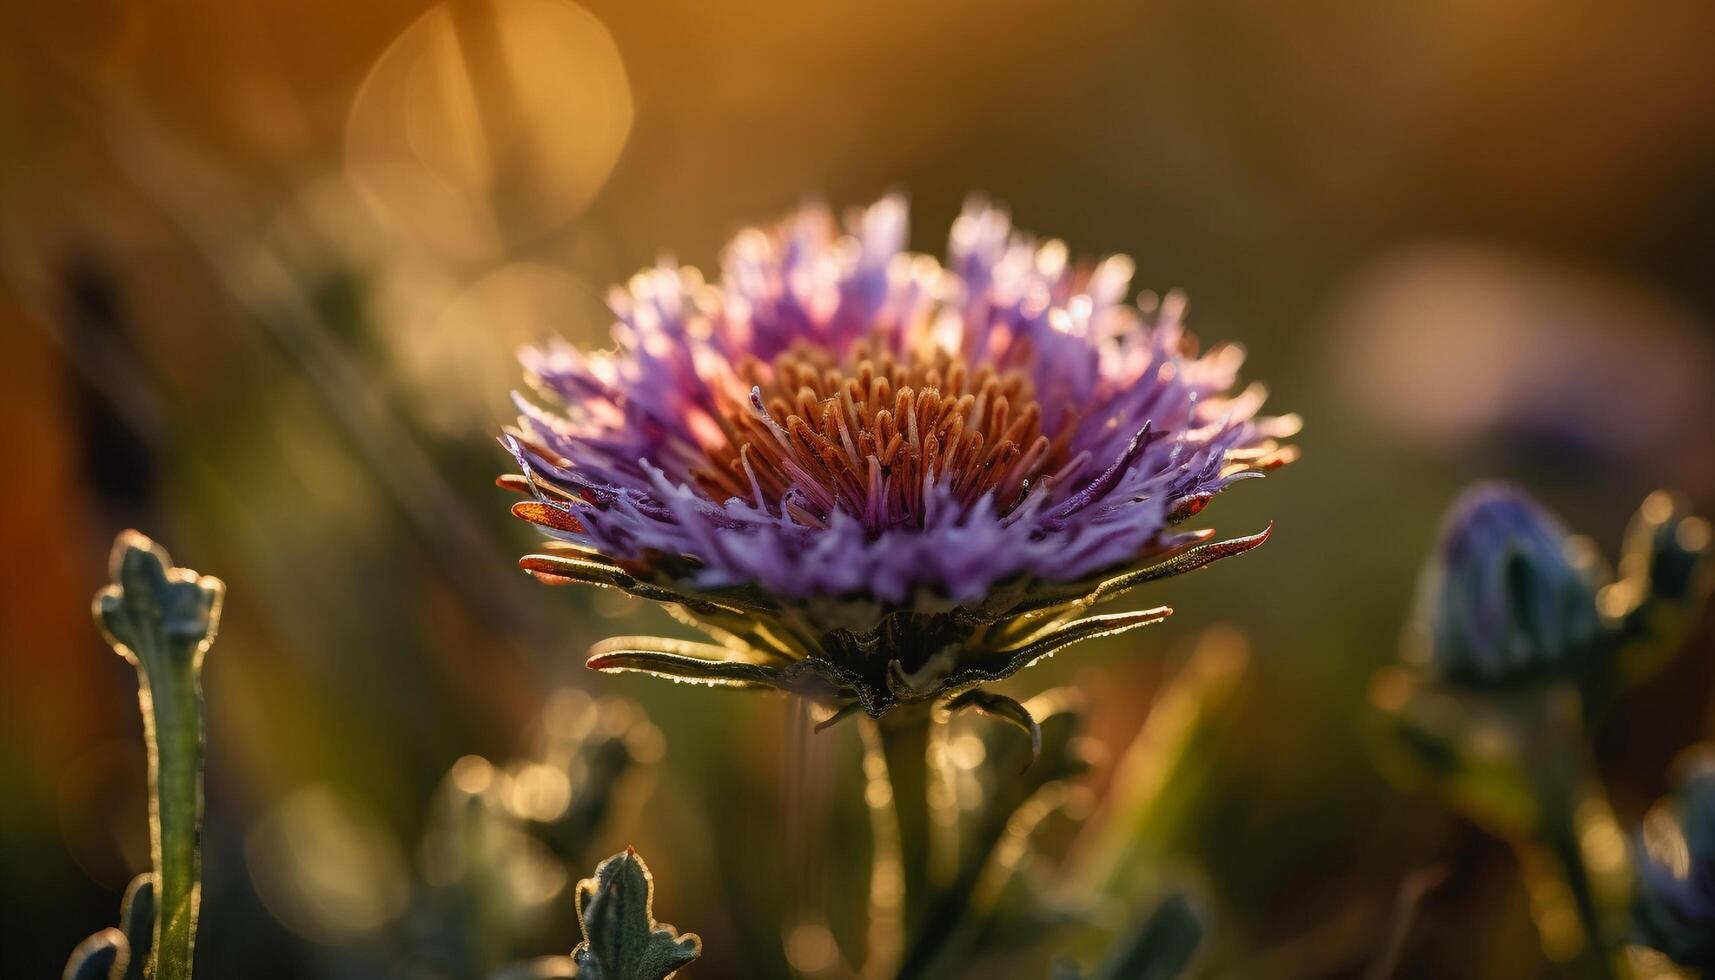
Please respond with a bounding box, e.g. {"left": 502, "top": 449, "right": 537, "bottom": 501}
{"left": 502, "top": 197, "right": 1296, "bottom": 723}
{"left": 1634, "top": 751, "right": 1715, "bottom": 969}
{"left": 1411, "top": 483, "right": 1602, "bottom": 688}
{"left": 1406, "top": 484, "right": 1713, "bottom": 694}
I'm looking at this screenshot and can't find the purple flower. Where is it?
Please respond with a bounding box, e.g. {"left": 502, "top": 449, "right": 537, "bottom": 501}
{"left": 502, "top": 197, "right": 1295, "bottom": 719}
{"left": 1635, "top": 752, "right": 1715, "bottom": 969}
{"left": 1412, "top": 483, "right": 1602, "bottom": 687}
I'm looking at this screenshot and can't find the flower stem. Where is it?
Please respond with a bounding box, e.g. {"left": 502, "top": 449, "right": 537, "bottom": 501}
{"left": 870, "top": 705, "right": 935, "bottom": 951}
{"left": 1522, "top": 694, "right": 1635, "bottom": 980}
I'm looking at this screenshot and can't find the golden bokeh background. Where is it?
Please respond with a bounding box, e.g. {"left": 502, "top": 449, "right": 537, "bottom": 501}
{"left": 3, "top": 0, "right": 1714, "bottom": 975}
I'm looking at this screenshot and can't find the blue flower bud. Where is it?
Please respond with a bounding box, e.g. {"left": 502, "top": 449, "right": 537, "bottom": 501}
{"left": 1634, "top": 753, "right": 1715, "bottom": 969}
{"left": 1415, "top": 483, "right": 1601, "bottom": 687}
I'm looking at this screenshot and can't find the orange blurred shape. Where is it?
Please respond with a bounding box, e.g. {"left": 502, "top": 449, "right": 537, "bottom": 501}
{"left": 0, "top": 302, "right": 109, "bottom": 788}
{"left": 345, "top": 0, "right": 632, "bottom": 260}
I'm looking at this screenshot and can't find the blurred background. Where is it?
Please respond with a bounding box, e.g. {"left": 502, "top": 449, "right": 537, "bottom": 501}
{"left": 2, "top": 0, "right": 1714, "bottom": 976}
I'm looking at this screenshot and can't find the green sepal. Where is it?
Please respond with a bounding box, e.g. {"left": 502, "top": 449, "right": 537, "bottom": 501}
{"left": 586, "top": 638, "right": 785, "bottom": 689}
{"left": 813, "top": 701, "right": 865, "bottom": 732}
{"left": 1003, "top": 525, "right": 1272, "bottom": 621}
{"left": 946, "top": 690, "right": 1041, "bottom": 768}
{"left": 572, "top": 848, "right": 701, "bottom": 980}
{"left": 548, "top": 522, "right": 1270, "bottom": 720}
{"left": 974, "top": 608, "right": 1172, "bottom": 685}
{"left": 519, "top": 553, "right": 779, "bottom": 617}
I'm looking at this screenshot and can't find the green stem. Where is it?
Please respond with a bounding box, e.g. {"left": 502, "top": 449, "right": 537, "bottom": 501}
{"left": 1538, "top": 797, "right": 1639, "bottom": 980}
{"left": 140, "top": 659, "right": 204, "bottom": 980}
{"left": 1525, "top": 693, "right": 1633, "bottom": 980}
{"left": 1537, "top": 831, "right": 1614, "bottom": 979}
{"left": 872, "top": 705, "right": 935, "bottom": 942}
{"left": 95, "top": 534, "right": 220, "bottom": 980}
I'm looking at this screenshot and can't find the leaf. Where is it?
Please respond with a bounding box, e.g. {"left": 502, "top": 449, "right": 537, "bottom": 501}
{"left": 518, "top": 553, "right": 778, "bottom": 616}
{"left": 1004, "top": 525, "right": 1273, "bottom": 620}
{"left": 118, "top": 875, "right": 156, "bottom": 980}
{"left": 1602, "top": 491, "right": 1714, "bottom": 691}
{"left": 94, "top": 531, "right": 224, "bottom": 672}
{"left": 946, "top": 690, "right": 1042, "bottom": 768}
{"left": 63, "top": 928, "right": 128, "bottom": 980}
{"left": 573, "top": 848, "right": 701, "bottom": 980}
{"left": 980, "top": 608, "right": 1173, "bottom": 683}
{"left": 587, "top": 636, "right": 786, "bottom": 689}
{"left": 59, "top": 765, "right": 164, "bottom": 980}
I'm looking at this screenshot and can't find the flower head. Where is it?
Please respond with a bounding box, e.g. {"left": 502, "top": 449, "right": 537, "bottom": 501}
{"left": 1634, "top": 750, "right": 1715, "bottom": 969}
{"left": 1411, "top": 483, "right": 1602, "bottom": 688}
{"left": 503, "top": 196, "right": 1295, "bottom": 721}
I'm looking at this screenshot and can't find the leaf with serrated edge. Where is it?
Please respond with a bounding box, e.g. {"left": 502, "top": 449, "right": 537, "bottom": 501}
{"left": 573, "top": 848, "right": 701, "bottom": 980}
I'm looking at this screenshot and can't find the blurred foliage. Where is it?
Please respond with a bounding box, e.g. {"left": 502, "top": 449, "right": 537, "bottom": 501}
{"left": 1053, "top": 893, "right": 1203, "bottom": 980}
{"left": 1371, "top": 489, "right": 1713, "bottom": 978}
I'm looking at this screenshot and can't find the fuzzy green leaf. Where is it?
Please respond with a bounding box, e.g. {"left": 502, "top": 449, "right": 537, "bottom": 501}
{"left": 64, "top": 928, "right": 128, "bottom": 980}
{"left": 95, "top": 532, "right": 223, "bottom": 672}
{"left": 573, "top": 848, "right": 701, "bottom": 980}
{"left": 118, "top": 875, "right": 156, "bottom": 980}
